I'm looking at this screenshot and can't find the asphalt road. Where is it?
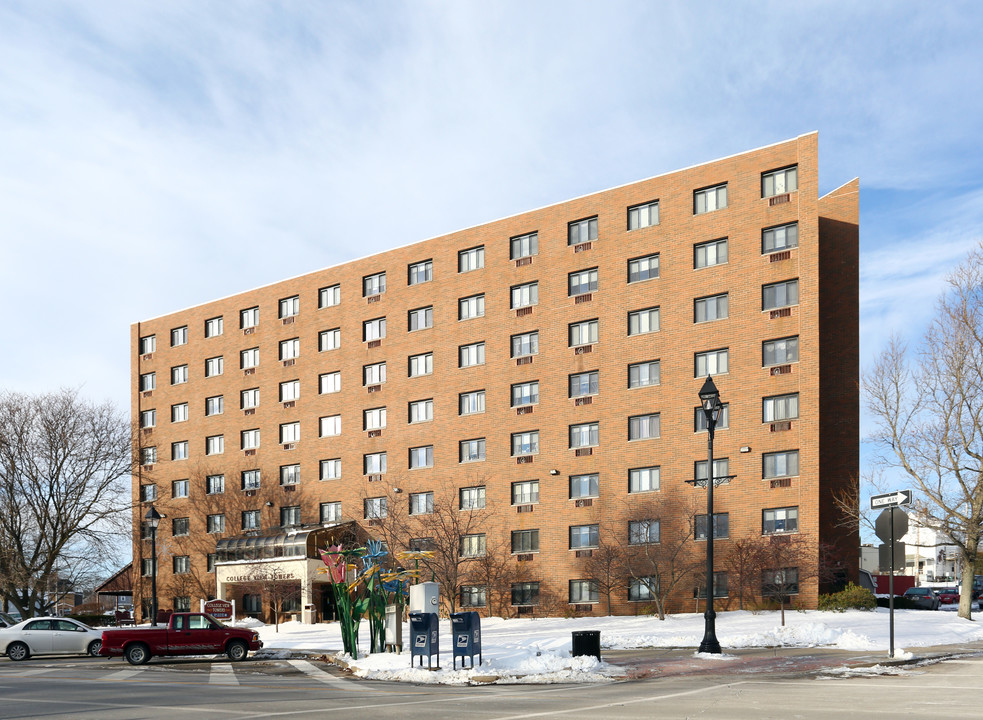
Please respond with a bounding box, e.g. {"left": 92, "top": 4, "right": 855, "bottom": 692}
{"left": 1, "top": 652, "right": 982, "bottom": 719}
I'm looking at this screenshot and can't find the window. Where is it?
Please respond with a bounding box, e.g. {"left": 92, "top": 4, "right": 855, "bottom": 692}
{"left": 242, "top": 510, "right": 261, "bottom": 530}
{"left": 320, "top": 502, "right": 342, "bottom": 523}
{"left": 763, "top": 451, "right": 799, "bottom": 479}
{"left": 172, "top": 517, "right": 189, "bottom": 536}
{"left": 762, "top": 165, "right": 798, "bottom": 197}
{"left": 280, "top": 464, "right": 300, "bottom": 486}
{"left": 409, "top": 492, "right": 434, "bottom": 515}
{"left": 363, "top": 317, "right": 386, "bottom": 342}
{"left": 241, "top": 388, "right": 259, "bottom": 410}
{"left": 629, "top": 466, "right": 660, "bottom": 494}
{"left": 240, "top": 348, "right": 259, "bottom": 369}
{"left": 763, "top": 336, "right": 799, "bottom": 366}
{"left": 279, "top": 295, "right": 300, "bottom": 318}
{"left": 763, "top": 393, "right": 799, "bottom": 422}
{"left": 694, "top": 183, "right": 727, "bottom": 214}
{"left": 763, "top": 506, "right": 799, "bottom": 535}
{"left": 459, "top": 294, "right": 485, "bottom": 320}
{"left": 140, "top": 484, "right": 157, "bottom": 502}
{"left": 569, "top": 580, "right": 599, "bottom": 604}
{"left": 277, "top": 380, "right": 299, "bottom": 403}
{"left": 569, "top": 319, "right": 598, "bottom": 347}
{"left": 205, "top": 395, "right": 224, "bottom": 416}
{"left": 364, "top": 362, "right": 387, "bottom": 385}
{"left": 363, "top": 407, "right": 386, "bottom": 431}
{"left": 628, "top": 361, "right": 660, "bottom": 388}
{"left": 409, "top": 399, "right": 433, "bottom": 423}
{"left": 207, "top": 554, "right": 217, "bottom": 572}
{"left": 569, "top": 371, "right": 598, "bottom": 397}
{"left": 460, "top": 534, "right": 486, "bottom": 558}
{"left": 695, "top": 348, "right": 729, "bottom": 377}
{"left": 694, "top": 238, "right": 728, "bottom": 269}
{"left": 693, "top": 295, "right": 730, "bottom": 326}
{"left": 568, "top": 268, "right": 598, "bottom": 296}
{"left": 205, "top": 317, "right": 223, "bottom": 338}
{"left": 172, "top": 479, "right": 189, "bottom": 499}
{"left": 628, "top": 413, "right": 660, "bottom": 440}
{"left": 140, "top": 372, "right": 156, "bottom": 391}
{"left": 762, "top": 279, "right": 799, "bottom": 310}
{"left": 762, "top": 567, "right": 799, "bottom": 596}
{"left": 320, "top": 458, "right": 342, "bottom": 480}
{"left": 206, "top": 474, "right": 225, "bottom": 494}
{"left": 512, "top": 480, "right": 539, "bottom": 505}
{"left": 139, "top": 335, "right": 156, "bottom": 354}
{"left": 409, "top": 445, "right": 433, "bottom": 469}
{"left": 628, "top": 200, "right": 659, "bottom": 230}
{"left": 319, "top": 415, "right": 341, "bottom": 438}
{"left": 629, "top": 578, "right": 657, "bottom": 601}
{"left": 409, "top": 538, "right": 434, "bottom": 552}
{"left": 280, "top": 422, "right": 300, "bottom": 444}
{"left": 241, "top": 469, "right": 261, "bottom": 490}
{"left": 240, "top": 306, "right": 259, "bottom": 329}
{"left": 511, "top": 431, "right": 539, "bottom": 456}
{"left": 205, "top": 356, "right": 223, "bottom": 377}
{"left": 510, "top": 281, "right": 538, "bottom": 309}
{"left": 568, "top": 216, "right": 598, "bottom": 245}
{"left": 140, "top": 409, "right": 156, "bottom": 429}
{"left": 242, "top": 594, "right": 262, "bottom": 613}
{"left": 241, "top": 429, "right": 260, "bottom": 450}
{"left": 171, "top": 365, "right": 188, "bottom": 384}
{"left": 569, "top": 422, "right": 599, "bottom": 448}
{"left": 280, "top": 506, "right": 301, "bottom": 527}
{"left": 173, "top": 556, "right": 190, "bottom": 574}
{"left": 762, "top": 222, "right": 799, "bottom": 253}
{"left": 511, "top": 381, "right": 539, "bottom": 407}
{"left": 459, "top": 342, "right": 485, "bottom": 367}
{"left": 319, "top": 371, "right": 341, "bottom": 394}
{"left": 510, "top": 232, "right": 538, "bottom": 260}
{"left": 171, "top": 441, "right": 188, "bottom": 460}
{"left": 695, "top": 458, "right": 729, "bottom": 484}
{"left": 511, "top": 331, "right": 539, "bottom": 358}
{"left": 408, "top": 260, "right": 433, "bottom": 285}
{"left": 170, "top": 326, "right": 188, "bottom": 346}
{"left": 319, "top": 328, "right": 341, "bottom": 351}
{"left": 628, "top": 253, "right": 659, "bottom": 283}
{"left": 408, "top": 306, "right": 433, "bottom": 331}
{"left": 511, "top": 529, "right": 540, "bottom": 553}
{"left": 459, "top": 390, "right": 485, "bottom": 415}
{"left": 205, "top": 435, "right": 224, "bottom": 455}
{"left": 569, "top": 473, "right": 599, "bottom": 499}
{"left": 409, "top": 352, "right": 433, "bottom": 377}
{"left": 141, "top": 447, "right": 157, "bottom": 465}
{"left": 319, "top": 284, "right": 341, "bottom": 308}
{"left": 695, "top": 513, "right": 729, "bottom": 540}
{"left": 570, "top": 524, "right": 599, "bottom": 549}
{"left": 628, "top": 307, "right": 660, "bottom": 336}
{"left": 460, "top": 486, "right": 486, "bottom": 510}
{"left": 459, "top": 438, "right": 486, "bottom": 463}
{"left": 458, "top": 246, "right": 484, "bottom": 273}
{"left": 141, "top": 559, "right": 156, "bottom": 577}
{"left": 512, "top": 582, "right": 540, "bottom": 606}
{"left": 630, "top": 520, "right": 660, "bottom": 544}
{"left": 364, "top": 497, "right": 387, "bottom": 519}
{"left": 279, "top": 338, "right": 300, "bottom": 361}
{"left": 695, "top": 404, "right": 730, "bottom": 431}
{"left": 461, "top": 586, "right": 487, "bottom": 608}
{"left": 695, "top": 572, "right": 729, "bottom": 599}
{"left": 364, "top": 452, "right": 387, "bottom": 475}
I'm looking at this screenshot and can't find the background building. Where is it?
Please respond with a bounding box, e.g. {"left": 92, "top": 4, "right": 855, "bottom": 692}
{"left": 130, "top": 132, "right": 858, "bottom": 622}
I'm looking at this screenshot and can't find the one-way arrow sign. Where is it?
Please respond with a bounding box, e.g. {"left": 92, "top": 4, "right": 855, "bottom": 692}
{"left": 870, "top": 490, "right": 912, "bottom": 510}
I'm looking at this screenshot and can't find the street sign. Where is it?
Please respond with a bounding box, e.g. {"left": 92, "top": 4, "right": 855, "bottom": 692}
{"left": 878, "top": 542, "right": 906, "bottom": 572}
{"left": 875, "top": 508, "right": 909, "bottom": 543}
{"left": 870, "top": 490, "right": 912, "bottom": 510}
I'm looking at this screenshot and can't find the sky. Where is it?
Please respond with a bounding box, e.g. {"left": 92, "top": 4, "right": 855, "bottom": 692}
{"left": 2, "top": 1, "right": 983, "bottom": 453}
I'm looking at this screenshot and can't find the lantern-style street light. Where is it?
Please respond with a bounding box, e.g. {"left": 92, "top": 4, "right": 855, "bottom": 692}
{"left": 145, "top": 506, "right": 163, "bottom": 627}
{"left": 697, "top": 376, "right": 723, "bottom": 654}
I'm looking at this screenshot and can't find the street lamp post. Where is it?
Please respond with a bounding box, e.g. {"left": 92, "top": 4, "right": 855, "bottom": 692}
{"left": 145, "top": 506, "right": 163, "bottom": 627}
{"left": 698, "top": 376, "right": 723, "bottom": 654}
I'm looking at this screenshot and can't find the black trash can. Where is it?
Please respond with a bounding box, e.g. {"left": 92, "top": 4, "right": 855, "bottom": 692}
{"left": 571, "top": 630, "right": 601, "bottom": 660}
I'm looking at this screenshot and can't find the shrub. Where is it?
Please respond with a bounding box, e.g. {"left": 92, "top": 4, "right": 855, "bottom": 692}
{"left": 818, "top": 582, "right": 877, "bottom": 612}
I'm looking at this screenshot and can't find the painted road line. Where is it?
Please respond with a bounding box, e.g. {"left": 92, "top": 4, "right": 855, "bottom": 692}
{"left": 100, "top": 668, "right": 145, "bottom": 682}
{"left": 210, "top": 662, "right": 240, "bottom": 685}
{"left": 2, "top": 668, "right": 60, "bottom": 677}
{"left": 286, "top": 659, "right": 364, "bottom": 690}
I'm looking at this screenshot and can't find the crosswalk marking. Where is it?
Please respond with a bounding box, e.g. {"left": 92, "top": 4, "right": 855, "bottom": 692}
{"left": 287, "top": 659, "right": 358, "bottom": 689}
{"left": 101, "top": 669, "right": 144, "bottom": 682}
{"left": 209, "top": 662, "right": 240, "bottom": 685}
{"left": 2, "top": 668, "right": 59, "bottom": 677}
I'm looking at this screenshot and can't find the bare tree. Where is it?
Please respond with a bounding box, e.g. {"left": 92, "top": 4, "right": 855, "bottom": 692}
{"left": 865, "top": 244, "right": 983, "bottom": 620}
{"left": 239, "top": 564, "right": 303, "bottom": 631}
{"left": 578, "top": 540, "right": 625, "bottom": 615}
{"left": 0, "top": 389, "right": 131, "bottom": 618}
{"left": 721, "top": 537, "right": 766, "bottom": 611}
{"left": 757, "top": 534, "right": 817, "bottom": 626}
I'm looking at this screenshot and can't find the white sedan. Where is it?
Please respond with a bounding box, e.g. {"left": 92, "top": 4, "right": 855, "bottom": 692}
{"left": 0, "top": 617, "right": 103, "bottom": 660}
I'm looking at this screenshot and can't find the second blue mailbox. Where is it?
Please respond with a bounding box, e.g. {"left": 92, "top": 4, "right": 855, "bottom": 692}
{"left": 450, "top": 611, "right": 482, "bottom": 669}
{"left": 409, "top": 611, "right": 439, "bottom": 669}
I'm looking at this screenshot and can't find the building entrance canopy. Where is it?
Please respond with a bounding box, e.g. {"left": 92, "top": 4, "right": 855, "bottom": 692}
{"left": 215, "top": 522, "right": 360, "bottom": 563}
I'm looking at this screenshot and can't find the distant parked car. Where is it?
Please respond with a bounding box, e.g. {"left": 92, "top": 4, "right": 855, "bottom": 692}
{"left": 0, "top": 612, "right": 18, "bottom": 629}
{"left": 936, "top": 587, "right": 960, "bottom": 604}
{"left": 903, "top": 587, "right": 941, "bottom": 610}
{"left": 0, "top": 617, "right": 104, "bottom": 660}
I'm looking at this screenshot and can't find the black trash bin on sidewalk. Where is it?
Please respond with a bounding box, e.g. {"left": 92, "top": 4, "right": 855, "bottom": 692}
{"left": 409, "top": 612, "right": 440, "bottom": 669}
{"left": 450, "top": 611, "right": 482, "bottom": 669}
{"left": 571, "top": 630, "right": 601, "bottom": 660}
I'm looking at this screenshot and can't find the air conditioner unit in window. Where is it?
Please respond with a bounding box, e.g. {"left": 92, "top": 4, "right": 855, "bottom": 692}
{"left": 574, "top": 396, "right": 593, "bottom": 406}
{"left": 367, "top": 340, "right": 381, "bottom": 349}
{"left": 282, "top": 316, "right": 295, "bottom": 325}
{"left": 282, "top": 443, "right": 295, "bottom": 451}
{"left": 245, "top": 490, "right": 256, "bottom": 496}
{"left": 284, "top": 485, "right": 296, "bottom": 492}
{"left": 516, "top": 456, "right": 533, "bottom": 464}
{"left": 515, "top": 306, "right": 533, "bottom": 318}
{"left": 573, "top": 241, "right": 592, "bottom": 252}
{"left": 574, "top": 345, "right": 593, "bottom": 355}
{"left": 516, "top": 356, "right": 533, "bottom": 366}
{"left": 243, "top": 327, "right": 255, "bottom": 335}
{"left": 575, "top": 498, "right": 594, "bottom": 508}
{"left": 367, "top": 429, "right": 382, "bottom": 438}
{"left": 282, "top": 401, "right": 296, "bottom": 409}
{"left": 770, "top": 422, "right": 792, "bottom": 432}
{"left": 575, "top": 447, "right": 594, "bottom": 456}
{"left": 574, "top": 293, "right": 592, "bottom": 304}
{"left": 244, "top": 449, "right": 256, "bottom": 456}
{"left": 515, "top": 553, "right": 533, "bottom": 562}
{"left": 516, "top": 406, "right": 533, "bottom": 415}
{"left": 515, "top": 257, "right": 533, "bottom": 267}
{"left": 575, "top": 549, "right": 594, "bottom": 558}
{"left": 515, "top": 504, "right": 533, "bottom": 513}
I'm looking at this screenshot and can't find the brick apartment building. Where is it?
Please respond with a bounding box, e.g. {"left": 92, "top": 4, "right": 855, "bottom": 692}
{"left": 130, "top": 132, "right": 859, "bottom": 622}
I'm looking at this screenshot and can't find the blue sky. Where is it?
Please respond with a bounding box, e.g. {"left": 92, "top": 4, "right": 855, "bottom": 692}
{"left": 2, "top": 0, "right": 983, "bottom": 446}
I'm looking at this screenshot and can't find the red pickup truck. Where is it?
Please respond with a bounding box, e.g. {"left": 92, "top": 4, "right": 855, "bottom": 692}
{"left": 100, "top": 612, "right": 262, "bottom": 665}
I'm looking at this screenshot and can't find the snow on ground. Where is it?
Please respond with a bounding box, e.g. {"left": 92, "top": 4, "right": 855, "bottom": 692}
{"left": 243, "top": 608, "right": 982, "bottom": 684}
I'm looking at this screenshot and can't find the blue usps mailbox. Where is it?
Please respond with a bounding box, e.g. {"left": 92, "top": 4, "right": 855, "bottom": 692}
{"left": 409, "top": 612, "right": 439, "bottom": 669}
{"left": 450, "top": 611, "right": 482, "bottom": 669}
